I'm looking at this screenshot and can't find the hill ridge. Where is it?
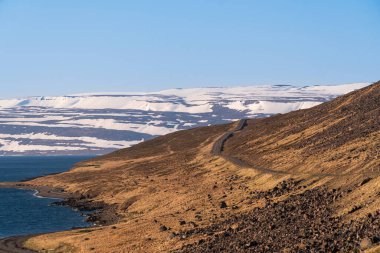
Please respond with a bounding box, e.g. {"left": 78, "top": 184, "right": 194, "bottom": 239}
{"left": 5, "top": 81, "right": 379, "bottom": 252}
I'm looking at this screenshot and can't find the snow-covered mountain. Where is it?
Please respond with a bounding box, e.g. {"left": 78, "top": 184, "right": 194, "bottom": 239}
{"left": 0, "top": 83, "right": 369, "bottom": 155}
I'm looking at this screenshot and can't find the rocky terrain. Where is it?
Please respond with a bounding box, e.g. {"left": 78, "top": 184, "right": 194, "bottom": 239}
{"left": 178, "top": 180, "right": 380, "bottom": 253}
{"left": 0, "top": 81, "right": 379, "bottom": 252}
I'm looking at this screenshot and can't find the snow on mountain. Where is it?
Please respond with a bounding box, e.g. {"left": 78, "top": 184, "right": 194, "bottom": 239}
{"left": 0, "top": 83, "right": 369, "bottom": 155}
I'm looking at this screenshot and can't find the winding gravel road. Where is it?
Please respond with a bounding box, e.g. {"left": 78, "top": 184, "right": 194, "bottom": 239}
{"left": 212, "top": 119, "right": 380, "bottom": 177}
{"left": 211, "top": 119, "right": 247, "bottom": 156}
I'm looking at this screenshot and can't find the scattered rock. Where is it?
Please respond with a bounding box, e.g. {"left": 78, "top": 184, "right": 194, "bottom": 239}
{"left": 245, "top": 240, "right": 258, "bottom": 248}
{"left": 360, "top": 178, "right": 372, "bottom": 186}
{"left": 159, "top": 225, "right": 168, "bottom": 232}
{"left": 360, "top": 237, "right": 372, "bottom": 249}
{"left": 372, "top": 236, "right": 380, "bottom": 244}
{"left": 349, "top": 205, "right": 363, "bottom": 214}
{"left": 175, "top": 183, "right": 380, "bottom": 253}
{"left": 169, "top": 232, "right": 177, "bottom": 239}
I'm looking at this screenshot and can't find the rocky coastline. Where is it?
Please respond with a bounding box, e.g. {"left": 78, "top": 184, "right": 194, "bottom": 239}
{"left": 0, "top": 182, "right": 118, "bottom": 226}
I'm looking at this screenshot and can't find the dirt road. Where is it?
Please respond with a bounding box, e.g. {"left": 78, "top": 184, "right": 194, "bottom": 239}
{"left": 213, "top": 119, "right": 380, "bottom": 177}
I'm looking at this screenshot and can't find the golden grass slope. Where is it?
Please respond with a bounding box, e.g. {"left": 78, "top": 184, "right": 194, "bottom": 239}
{"left": 22, "top": 81, "right": 380, "bottom": 252}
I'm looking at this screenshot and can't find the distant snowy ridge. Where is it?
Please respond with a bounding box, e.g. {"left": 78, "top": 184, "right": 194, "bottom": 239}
{"left": 0, "top": 83, "right": 367, "bottom": 113}
{"left": 0, "top": 83, "right": 370, "bottom": 155}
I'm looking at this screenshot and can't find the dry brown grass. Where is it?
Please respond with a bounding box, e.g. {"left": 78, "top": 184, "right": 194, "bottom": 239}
{"left": 22, "top": 82, "right": 380, "bottom": 252}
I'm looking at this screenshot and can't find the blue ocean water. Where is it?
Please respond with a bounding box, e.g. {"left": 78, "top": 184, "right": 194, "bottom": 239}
{"left": 0, "top": 156, "right": 94, "bottom": 238}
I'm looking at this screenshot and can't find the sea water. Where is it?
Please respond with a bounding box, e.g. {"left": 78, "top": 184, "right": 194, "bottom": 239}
{"left": 0, "top": 156, "right": 93, "bottom": 238}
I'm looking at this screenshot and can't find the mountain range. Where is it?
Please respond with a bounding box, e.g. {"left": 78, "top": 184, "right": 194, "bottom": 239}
{"left": 0, "top": 83, "right": 368, "bottom": 155}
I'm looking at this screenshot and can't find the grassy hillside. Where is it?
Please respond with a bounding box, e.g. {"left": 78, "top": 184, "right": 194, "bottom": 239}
{"left": 22, "top": 82, "right": 380, "bottom": 252}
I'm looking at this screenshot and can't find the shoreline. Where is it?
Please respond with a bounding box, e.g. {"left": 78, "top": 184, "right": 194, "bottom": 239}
{"left": 0, "top": 181, "right": 119, "bottom": 252}
{"left": 0, "top": 235, "right": 38, "bottom": 253}
{"left": 0, "top": 183, "right": 65, "bottom": 253}
{"left": 0, "top": 182, "right": 69, "bottom": 199}
{"left": 0, "top": 181, "right": 120, "bottom": 225}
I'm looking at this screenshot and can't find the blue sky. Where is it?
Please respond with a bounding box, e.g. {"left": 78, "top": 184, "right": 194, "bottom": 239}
{"left": 0, "top": 0, "right": 379, "bottom": 98}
